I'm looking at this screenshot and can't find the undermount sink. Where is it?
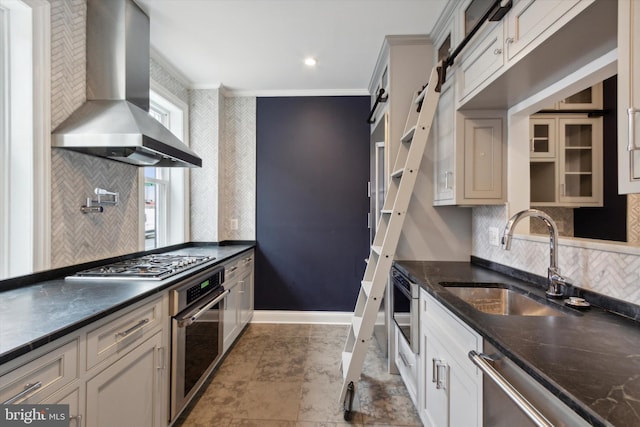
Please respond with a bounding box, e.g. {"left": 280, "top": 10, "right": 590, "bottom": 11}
{"left": 442, "top": 283, "right": 565, "bottom": 317}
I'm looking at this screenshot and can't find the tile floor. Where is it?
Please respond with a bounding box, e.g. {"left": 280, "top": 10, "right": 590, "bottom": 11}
{"left": 174, "top": 323, "right": 422, "bottom": 427}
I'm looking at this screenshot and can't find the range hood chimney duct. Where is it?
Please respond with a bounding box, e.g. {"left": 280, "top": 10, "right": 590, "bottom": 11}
{"left": 52, "top": 0, "right": 202, "bottom": 168}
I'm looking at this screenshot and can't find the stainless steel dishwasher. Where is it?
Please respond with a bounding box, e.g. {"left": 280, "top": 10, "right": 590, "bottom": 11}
{"left": 470, "top": 340, "right": 591, "bottom": 427}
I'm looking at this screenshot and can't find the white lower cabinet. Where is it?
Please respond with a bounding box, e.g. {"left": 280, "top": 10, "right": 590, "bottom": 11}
{"left": 418, "top": 289, "right": 482, "bottom": 427}
{"left": 223, "top": 250, "right": 255, "bottom": 353}
{"left": 86, "top": 330, "right": 165, "bottom": 427}
{"left": 0, "top": 294, "right": 169, "bottom": 427}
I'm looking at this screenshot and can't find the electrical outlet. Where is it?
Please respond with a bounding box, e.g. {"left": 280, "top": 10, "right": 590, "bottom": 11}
{"left": 230, "top": 218, "right": 239, "bottom": 230}
{"left": 489, "top": 226, "right": 501, "bottom": 247}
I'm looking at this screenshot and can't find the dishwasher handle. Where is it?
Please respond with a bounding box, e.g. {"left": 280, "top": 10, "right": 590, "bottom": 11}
{"left": 468, "top": 351, "right": 555, "bottom": 427}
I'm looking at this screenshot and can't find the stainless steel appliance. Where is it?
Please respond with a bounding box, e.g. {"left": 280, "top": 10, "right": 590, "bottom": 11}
{"left": 52, "top": 0, "right": 202, "bottom": 168}
{"left": 170, "top": 266, "right": 228, "bottom": 421}
{"left": 67, "top": 254, "right": 215, "bottom": 280}
{"left": 391, "top": 267, "right": 419, "bottom": 354}
{"left": 471, "top": 340, "right": 591, "bottom": 427}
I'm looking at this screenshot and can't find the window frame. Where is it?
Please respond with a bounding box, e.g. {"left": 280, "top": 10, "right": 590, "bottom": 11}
{"left": 0, "top": 0, "right": 50, "bottom": 279}
{"left": 140, "top": 80, "right": 190, "bottom": 250}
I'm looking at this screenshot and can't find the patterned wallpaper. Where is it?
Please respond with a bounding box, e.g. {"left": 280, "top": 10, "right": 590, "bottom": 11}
{"left": 472, "top": 205, "right": 640, "bottom": 305}
{"left": 150, "top": 57, "right": 189, "bottom": 105}
{"left": 221, "top": 97, "right": 256, "bottom": 241}
{"left": 50, "top": 0, "right": 139, "bottom": 268}
{"left": 190, "top": 89, "right": 222, "bottom": 242}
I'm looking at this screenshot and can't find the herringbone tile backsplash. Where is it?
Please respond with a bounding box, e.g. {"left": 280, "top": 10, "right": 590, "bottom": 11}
{"left": 473, "top": 205, "right": 640, "bottom": 305}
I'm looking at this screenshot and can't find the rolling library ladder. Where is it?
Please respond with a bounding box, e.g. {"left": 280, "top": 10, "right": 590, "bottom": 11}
{"left": 339, "top": 64, "right": 442, "bottom": 419}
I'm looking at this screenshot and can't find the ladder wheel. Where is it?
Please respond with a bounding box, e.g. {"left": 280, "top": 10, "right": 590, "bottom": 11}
{"left": 343, "top": 381, "right": 355, "bottom": 421}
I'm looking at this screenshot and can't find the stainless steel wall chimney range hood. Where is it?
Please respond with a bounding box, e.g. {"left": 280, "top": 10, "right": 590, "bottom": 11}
{"left": 52, "top": 0, "right": 202, "bottom": 168}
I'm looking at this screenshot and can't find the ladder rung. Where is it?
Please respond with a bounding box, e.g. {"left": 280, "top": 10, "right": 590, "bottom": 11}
{"left": 391, "top": 168, "right": 404, "bottom": 178}
{"left": 371, "top": 245, "right": 382, "bottom": 255}
{"left": 361, "top": 280, "right": 373, "bottom": 296}
{"left": 352, "top": 315, "right": 363, "bottom": 337}
{"left": 414, "top": 86, "right": 427, "bottom": 104}
{"left": 401, "top": 126, "right": 416, "bottom": 143}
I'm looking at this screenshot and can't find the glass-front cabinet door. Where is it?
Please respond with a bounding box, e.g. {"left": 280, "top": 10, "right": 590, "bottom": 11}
{"left": 558, "top": 117, "right": 602, "bottom": 204}
{"left": 530, "top": 117, "right": 556, "bottom": 158}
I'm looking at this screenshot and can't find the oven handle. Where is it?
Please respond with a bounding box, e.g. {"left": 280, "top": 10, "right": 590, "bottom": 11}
{"left": 177, "top": 289, "right": 229, "bottom": 328}
{"left": 393, "top": 278, "right": 413, "bottom": 300}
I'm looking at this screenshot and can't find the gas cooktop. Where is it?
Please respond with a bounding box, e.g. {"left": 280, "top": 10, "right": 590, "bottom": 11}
{"left": 67, "top": 254, "right": 216, "bottom": 280}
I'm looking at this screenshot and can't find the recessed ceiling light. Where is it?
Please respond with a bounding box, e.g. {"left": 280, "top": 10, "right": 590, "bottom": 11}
{"left": 304, "top": 57, "right": 317, "bottom": 67}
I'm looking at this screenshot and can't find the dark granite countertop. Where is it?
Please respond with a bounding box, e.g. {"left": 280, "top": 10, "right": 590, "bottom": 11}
{"left": 0, "top": 243, "right": 254, "bottom": 365}
{"left": 394, "top": 259, "right": 640, "bottom": 427}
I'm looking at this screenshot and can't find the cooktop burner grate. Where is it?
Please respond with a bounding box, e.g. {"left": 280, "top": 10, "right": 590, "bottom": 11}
{"left": 68, "top": 254, "right": 215, "bottom": 280}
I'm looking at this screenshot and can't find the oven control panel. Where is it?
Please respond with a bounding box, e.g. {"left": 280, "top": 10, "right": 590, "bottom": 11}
{"left": 186, "top": 269, "right": 224, "bottom": 305}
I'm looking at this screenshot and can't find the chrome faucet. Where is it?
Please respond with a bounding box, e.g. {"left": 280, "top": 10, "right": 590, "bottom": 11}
{"left": 502, "top": 209, "right": 566, "bottom": 298}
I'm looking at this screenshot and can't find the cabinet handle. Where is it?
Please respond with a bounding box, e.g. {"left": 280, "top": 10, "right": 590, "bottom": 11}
{"left": 469, "top": 351, "right": 553, "bottom": 427}
{"left": 228, "top": 266, "right": 238, "bottom": 273}
{"left": 560, "top": 183, "right": 565, "bottom": 197}
{"left": 116, "top": 318, "right": 149, "bottom": 338}
{"left": 628, "top": 108, "right": 640, "bottom": 151}
{"left": 530, "top": 138, "right": 534, "bottom": 152}
{"left": 505, "top": 37, "right": 514, "bottom": 44}
{"left": 157, "top": 347, "right": 166, "bottom": 370}
{"left": 2, "top": 382, "right": 42, "bottom": 404}
{"left": 444, "top": 171, "right": 453, "bottom": 190}
{"left": 436, "top": 361, "right": 448, "bottom": 390}
{"left": 70, "top": 414, "right": 82, "bottom": 427}
{"left": 432, "top": 358, "right": 438, "bottom": 383}
{"left": 494, "top": 48, "right": 503, "bottom": 55}
{"left": 238, "top": 281, "right": 245, "bottom": 294}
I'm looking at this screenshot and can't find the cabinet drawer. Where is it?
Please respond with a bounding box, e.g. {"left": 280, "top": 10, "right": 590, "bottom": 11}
{"left": 394, "top": 325, "right": 418, "bottom": 404}
{"left": 86, "top": 297, "right": 163, "bottom": 370}
{"left": 458, "top": 23, "right": 504, "bottom": 102}
{"left": 421, "top": 290, "right": 481, "bottom": 377}
{"left": 0, "top": 340, "right": 79, "bottom": 404}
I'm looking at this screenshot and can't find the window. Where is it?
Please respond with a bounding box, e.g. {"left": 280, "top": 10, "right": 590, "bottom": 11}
{"left": 0, "top": 0, "right": 50, "bottom": 279}
{"left": 144, "top": 84, "right": 189, "bottom": 250}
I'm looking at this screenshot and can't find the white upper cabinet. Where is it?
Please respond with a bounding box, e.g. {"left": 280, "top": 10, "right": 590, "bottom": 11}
{"left": 617, "top": 0, "right": 640, "bottom": 194}
{"left": 505, "top": 0, "right": 582, "bottom": 62}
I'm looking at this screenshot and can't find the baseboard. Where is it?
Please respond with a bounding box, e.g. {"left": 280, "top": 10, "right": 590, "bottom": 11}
{"left": 251, "top": 310, "right": 353, "bottom": 324}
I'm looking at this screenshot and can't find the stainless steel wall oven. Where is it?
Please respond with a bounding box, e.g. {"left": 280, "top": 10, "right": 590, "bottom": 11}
{"left": 391, "top": 267, "right": 419, "bottom": 353}
{"left": 170, "top": 265, "right": 228, "bottom": 421}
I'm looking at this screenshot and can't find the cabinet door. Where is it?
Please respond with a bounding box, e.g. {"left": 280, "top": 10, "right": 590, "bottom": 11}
{"left": 529, "top": 117, "right": 556, "bottom": 158}
{"left": 42, "top": 384, "right": 81, "bottom": 427}
{"left": 618, "top": 0, "right": 640, "bottom": 194}
{"left": 558, "top": 117, "right": 602, "bottom": 205}
{"left": 434, "top": 83, "right": 455, "bottom": 203}
{"left": 86, "top": 332, "right": 165, "bottom": 427}
{"left": 463, "top": 117, "right": 503, "bottom": 199}
{"left": 557, "top": 82, "right": 603, "bottom": 110}
{"left": 239, "top": 271, "right": 253, "bottom": 326}
{"left": 505, "top": 0, "right": 581, "bottom": 62}
{"left": 421, "top": 330, "right": 448, "bottom": 427}
{"left": 223, "top": 284, "right": 240, "bottom": 351}
{"left": 458, "top": 23, "right": 504, "bottom": 102}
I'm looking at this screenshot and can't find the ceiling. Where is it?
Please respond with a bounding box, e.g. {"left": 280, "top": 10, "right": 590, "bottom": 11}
{"left": 136, "top": 0, "right": 448, "bottom": 96}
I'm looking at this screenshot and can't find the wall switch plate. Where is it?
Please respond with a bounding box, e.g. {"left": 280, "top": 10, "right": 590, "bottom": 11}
{"left": 230, "top": 218, "right": 239, "bottom": 230}
{"left": 489, "top": 226, "right": 501, "bottom": 247}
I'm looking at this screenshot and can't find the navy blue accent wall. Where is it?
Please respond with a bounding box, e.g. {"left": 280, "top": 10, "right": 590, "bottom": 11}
{"left": 255, "top": 96, "right": 370, "bottom": 311}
